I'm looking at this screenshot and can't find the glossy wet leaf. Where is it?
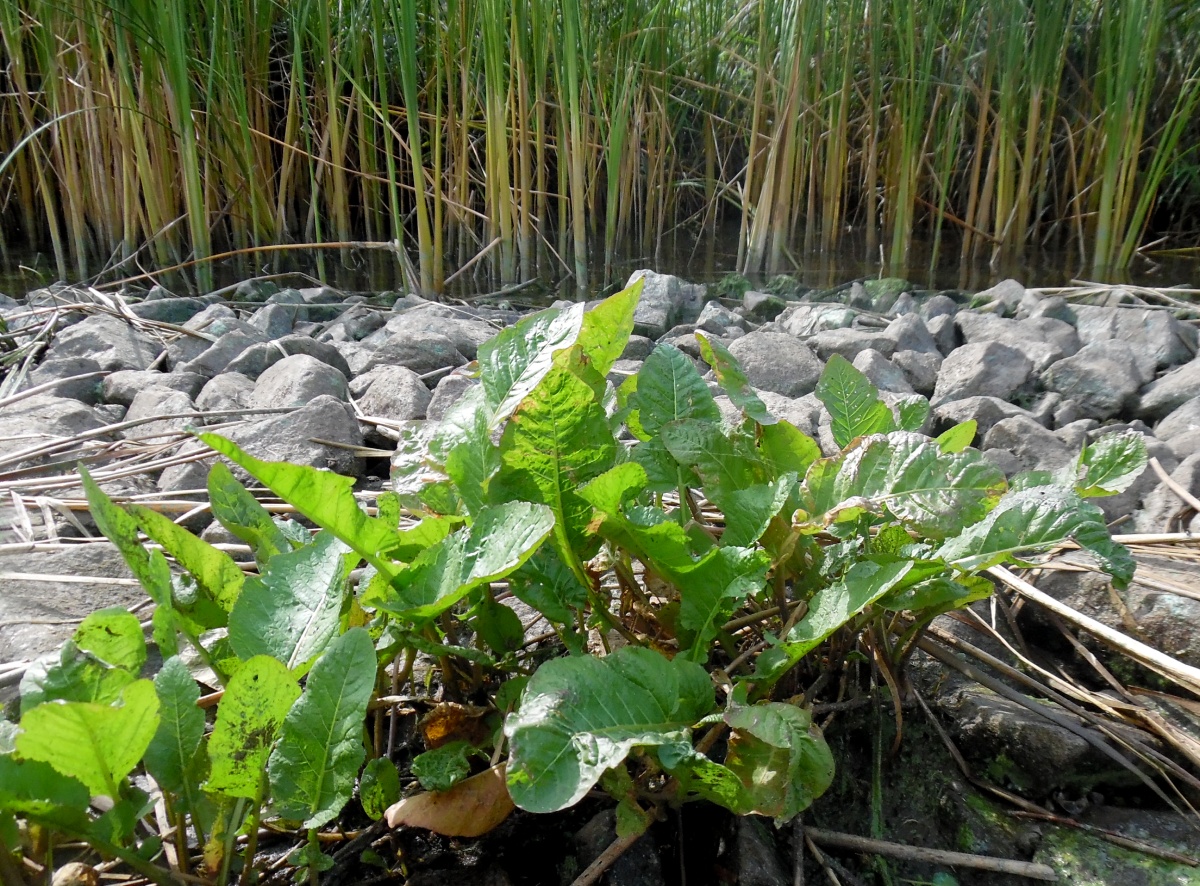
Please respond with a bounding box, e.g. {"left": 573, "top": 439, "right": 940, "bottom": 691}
{"left": 359, "top": 757, "right": 401, "bottom": 821}
{"left": 696, "top": 332, "right": 775, "bottom": 425}
{"left": 380, "top": 502, "right": 554, "bottom": 620}
{"left": 228, "top": 531, "right": 352, "bottom": 670}
{"left": 207, "top": 462, "right": 291, "bottom": 563}
{"left": 478, "top": 303, "right": 585, "bottom": 422}
{"left": 577, "top": 280, "right": 641, "bottom": 376}
{"left": 938, "top": 486, "right": 1135, "bottom": 588}
{"left": 17, "top": 680, "right": 159, "bottom": 798}
{"left": 143, "top": 657, "right": 205, "bottom": 796}
{"left": 199, "top": 433, "right": 399, "bottom": 577}
{"left": 505, "top": 646, "right": 713, "bottom": 813}
{"left": 803, "top": 432, "right": 1007, "bottom": 538}
{"left": 269, "top": 627, "right": 377, "bottom": 828}
{"left": 815, "top": 354, "right": 895, "bottom": 448}
{"left": 206, "top": 656, "right": 300, "bottom": 799}
{"left": 130, "top": 503, "right": 245, "bottom": 612}
{"left": 1075, "top": 430, "right": 1148, "bottom": 497}
{"left": 386, "top": 764, "right": 515, "bottom": 837}
{"left": 633, "top": 343, "right": 721, "bottom": 435}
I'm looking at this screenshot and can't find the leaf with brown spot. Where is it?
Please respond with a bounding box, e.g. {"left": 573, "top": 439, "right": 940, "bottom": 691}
{"left": 418, "top": 702, "right": 494, "bottom": 750}
{"left": 385, "top": 764, "right": 514, "bottom": 837}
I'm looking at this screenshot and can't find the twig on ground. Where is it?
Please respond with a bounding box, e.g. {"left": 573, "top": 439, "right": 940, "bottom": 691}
{"left": 570, "top": 830, "right": 643, "bottom": 886}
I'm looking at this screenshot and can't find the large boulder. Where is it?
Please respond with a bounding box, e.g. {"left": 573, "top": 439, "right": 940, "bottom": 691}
{"left": 26, "top": 356, "right": 104, "bottom": 404}
{"left": 358, "top": 330, "right": 467, "bottom": 378}
{"left": 225, "top": 333, "right": 353, "bottom": 381}
{"left": 102, "top": 369, "right": 206, "bottom": 407}
{"left": 178, "top": 328, "right": 269, "bottom": 377}
{"left": 352, "top": 365, "right": 431, "bottom": 422}
{"left": 725, "top": 332, "right": 824, "bottom": 398}
{"left": 195, "top": 373, "right": 256, "bottom": 415}
{"left": 981, "top": 415, "right": 1073, "bottom": 475}
{"left": 0, "top": 395, "right": 111, "bottom": 464}
{"left": 1070, "top": 304, "right": 1196, "bottom": 371}
{"left": 42, "top": 313, "right": 160, "bottom": 372}
{"left": 1153, "top": 395, "right": 1200, "bottom": 442}
{"left": 249, "top": 354, "right": 348, "bottom": 409}
{"left": 955, "top": 313, "right": 1080, "bottom": 373}
{"left": 1040, "top": 341, "right": 1145, "bottom": 420}
{"left": 120, "top": 388, "right": 196, "bottom": 444}
{"left": 931, "top": 342, "right": 1033, "bottom": 406}
{"left": 808, "top": 326, "right": 896, "bottom": 361}
{"left": 1136, "top": 357, "right": 1200, "bottom": 423}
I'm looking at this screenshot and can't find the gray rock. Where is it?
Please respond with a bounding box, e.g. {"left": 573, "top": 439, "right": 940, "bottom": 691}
{"left": 0, "top": 545, "right": 147, "bottom": 662}
{"left": 1054, "top": 419, "right": 1101, "bottom": 451}
{"left": 982, "top": 415, "right": 1073, "bottom": 474}
{"left": 743, "top": 290, "right": 788, "bottom": 322}
{"left": 121, "top": 388, "right": 195, "bottom": 444}
{"left": 1136, "top": 357, "right": 1200, "bottom": 423}
{"left": 359, "top": 329, "right": 466, "bottom": 377}
{"left": 621, "top": 335, "right": 656, "bottom": 361}
{"left": 102, "top": 369, "right": 206, "bottom": 407}
{"left": 1016, "top": 292, "right": 1074, "bottom": 324}
{"left": 891, "top": 349, "right": 942, "bottom": 397}
{"left": 224, "top": 395, "right": 364, "bottom": 478}
{"left": 333, "top": 341, "right": 376, "bottom": 377}
{"left": 925, "top": 312, "right": 960, "bottom": 355}
{"left": 353, "top": 365, "right": 431, "bottom": 422}
{"left": 756, "top": 391, "right": 822, "bottom": 436}
{"left": 882, "top": 312, "right": 940, "bottom": 355}
{"left": 931, "top": 342, "right": 1033, "bottom": 406}
{"left": 195, "top": 372, "right": 256, "bottom": 415}
{"left": 725, "top": 332, "right": 824, "bottom": 398}
{"left": 128, "top": 295, "right": 210, "bottom": 325}
{"left": 919, "top": 293, "right": 958, "bottom": 320}
{"left": 735, "top": 817, "right": 788, "bottom": 886}
{"left": 427, "top": 372, "right": 480, "bottom": 421}
{"left": 809, "top": 326, "right": 895, "bottom": 361}
{"left": 182, "top": 303, "right": 237, "bottom": 332}
{"left": 696, "top": 300, "right": 745, "bottom": 334}
{"left": 42, "top": 313, "right": 161, "bottom": 372}
{"left": 1135, "top": 452, "right": 1200, "bottom": 533}
{"left": 629, "top": 269, "right": 687, "bottom": 339}
{"left": 249, "top": 354, "right": 348, "bottom": 409}
{"left": 1164, "top": 429, "right": 1200, "bottom": 462}
{"left": 247, "top": 302, "right": 297, "bottom": 339}
{"left": 970, "top": 278, "right": 1026, "bottom": 315}
{"left": 1041, "top": 341, "right": 1145, "bottom": 420}
{"left": 956, "top": 313, "right": 1081, "bottom": 372}
{"left": 316, "top": 304, "right": 387, "bottom": 342}
{"left": 1070, "top": 304, "right": 1196, "bottom": 371}
{"left": 224, "top": 333, "right": 353, "bottom": 381}
{"left": 27, "top": 356, "right": 104, "bottom": 404}
{"left": 660, "top": 330, "right": 702, "bottom": 359}
{"left": 932, "top": 396, "right": 1035, "bottom": 440}
{"left": 852, "top": 349, "right": 913, "bottom": 394}
{"left": 178, "top": 328, "right": 269, "bottom": 377}
{"left": 0, "top": 395, "right": 110, "bottom": 464}
{"left": 779, "top": 303, "right": 857, "bottom": 337}
{"left": 1152, "top": 395, "right": 1200, "bottom": 442}
{"left": 377, "top": 309, "right": 500, "bottom": 360}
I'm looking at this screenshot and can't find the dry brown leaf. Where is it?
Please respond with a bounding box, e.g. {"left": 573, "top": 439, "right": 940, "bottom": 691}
{"left": 385, "top": 763, "right": 514, "bottom": 837}
{"left": 51, "top": 863, "right": 98, "bottom": 886}
{"left": 418, "top": 701, "right": 494, "bottom": 749}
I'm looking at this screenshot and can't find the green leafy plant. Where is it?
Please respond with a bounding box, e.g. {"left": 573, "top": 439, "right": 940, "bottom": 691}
{"left": 0, "top": 281, "right": 1145, "bottom": 881}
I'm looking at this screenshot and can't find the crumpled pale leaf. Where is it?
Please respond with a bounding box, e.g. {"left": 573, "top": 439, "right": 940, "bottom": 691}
{"left": 385, "top": 764, "right": 514, "bottom": 837}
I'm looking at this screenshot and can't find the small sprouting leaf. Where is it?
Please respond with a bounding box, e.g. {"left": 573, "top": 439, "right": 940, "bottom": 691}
{"left": 207, "top": 462, "right": 291, "bottom": 563}
{"left": 227, "top": 531, "right": 352, "bottom": 670}
{"left": 505, "top": 647, "right": 713, "bottom": 813}
{"left": 143, "top": 657, "right": 205, "bottom": 795}
{"left": 129, "top": 504, "right": 245, "bottom": 613}
{"left": 79, "top": 466, "right": 173, "bottom": 606}
{"left": 803, "top": 432, "right": 1007, "bottom": 538}
{"left": 380, "top": 503, "right": 554, "bottom": 620}
{"left": 938, "top": 486, "right": 1135, "bottom": 588}
{"left": 894, "top": 395, "right": 931, "bottom": 432}
{"left": 17, "top": 680, "right": 160, "bottom": 798}
{"left": 411, "top": 740, "right": 479, "bottom": 792}
{"left": 198, "top": 434, "right": 399, "bottom": 578}
{"left": 722, "top": 702, "right": 835, "bottom": 820}
{"left": 269, "top": 628, "right": 377, "bottom": 828}
{"left": 206, "top": 656, "right": 300, "bottom": 799}
{"left": 359, "top": 758, "right": 401, "bottom": 821}
{"left": 478, "top": 304, "right": 586, "bottom": 422}
{"left": 633, "top": 343, "right": 721, "bottom": 435}
{"left": 696, "top": 333, "right": 776, "bottom": 425}
{"left": 936, "top": 420, "right": 977, "bottom": 453}
{"left": 577, "top": 280, "right": 642, "bottom": 375}
{"left": 1075, "top": 430, "right": 1148, "bottom": 497}
{"left": 386, "top": 764, "right": 515, "bottom": 837}
{"left": 815, "top": 355, "right": 895, "bottom": 448}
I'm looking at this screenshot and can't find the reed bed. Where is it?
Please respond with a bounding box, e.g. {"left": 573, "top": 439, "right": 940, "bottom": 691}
{"left": 0, "top": 0, "right": 1198, "bottom": 293}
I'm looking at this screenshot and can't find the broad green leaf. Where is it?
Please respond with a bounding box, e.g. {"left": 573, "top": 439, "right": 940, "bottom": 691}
{"left": 722, "top": 702, "right": 835, "bottom": 820}
{"left": 206, "top": 656, "right": 300, "bottom": 799}
{"left": 79, "top": 466, "right": 172, "bottom": 606}
{"left": 631, "top": 437, "right": 699, "bottom": 493}
{"left": 758, "top": 421, "right": 822, "bottom": 479}
{"left": 894, "top": 395, "right": 931, "bottom": 432}
{"left": 359, "top": 758, "right": 401, "bottom": 821}
{"left": 73, "top": 607, "right": 145, "bottom": 673}
{"left": 199, "top": 433, "right": 399, "bottom": 578}
{"left": 411, "top": 740, "right": 478, "bottom": 792}
{"left": 381, "top": 502, "right": 554, "bottom": 620}
{"left": 661, "top": 744, "right": 753, "bottom": 812}
{"left": 443, "top": 401, "right": 501, "bottom": 516}
{"left": 711, "top": 477, "right": 795, "bottom": 548}
{"left": 20, "top": 640, "right": 136, "bottom": 714}
{"left": 578, "top": 462, "right": 649, "bottom": 517}
{"left": 478, "top": 303, "right": 585, "bottom": 422}
{"left": 753, "top": 561, "right": 912, "bottom": 684}
{"left": 936, "top": 420, "right": 977, "bottom": 453}
{"left": 228, "top": 532, "right": 352, "bottom": 670}
{"left": 508, "top": 549, "right": 590, "bottom": 625}
{"left": 879, "top": 573, "right": 993, "bottom": 612}
{"left": 493, "top": 363, "right": 617, "bottom": 560}
{"left": 388, "top": 516, "right": 460, "bottom": 563}
{"left": 803, "top": 432, "right": 1007, "bottom": 538}
{"left": 1010, "top": 469, "right": 1056, "bottom": 491}
{"left": 696, "top": 333, "right": 776, "bottom": 425}
{"left": 17, "top": 680, "right": 160, "bottom": 798}
{"left": 815, "top": 355, "right": 895, "bottom": 448}
{"left": 207, "top": 462, "right": 290, "bottom": 563}
{"left": 633, "top": 343, "right": 720, "bottom": 435}
{"left": 505, "top": 647, "right": 714, "bottom": 813}
{"left": 661, "top": 419, "right": 761, "bottom": 491}
{"left": 577, "top": 280, "right": 642, "bottom": 375}
{"left": 1075, "top": 430, "right": 1148, "bottom": 497}
{"left": 0, "top": 756, "right": 90, "bottom": 822}
{"left": 471, "top": 596, "right": 526, "bottom": 655}
{"left": 269, "top": 628, "right": 377, "bottom": 828}
{"left": 143, "top": 657, "right": 205, "bottom": 795}
{"left": 671, "top": 546, "right": 770, "bottom": 658}
{"left": 130, "top": 504, "right": 245, "bottom": 613}
{"left": 938, "top": 486, "right": 1135, "bottom": 588}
